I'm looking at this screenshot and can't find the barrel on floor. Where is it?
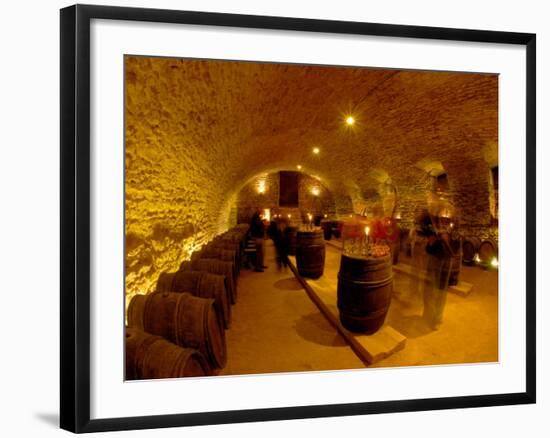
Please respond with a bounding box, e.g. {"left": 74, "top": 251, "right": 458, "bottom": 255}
{"left": 127, "top": 291, "right": 227, "bottom": 370}
{"left": 125, "top": 327, "right": 211, "bottom": 379}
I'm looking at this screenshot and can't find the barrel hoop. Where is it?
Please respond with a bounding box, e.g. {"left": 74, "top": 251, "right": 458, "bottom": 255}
{"left": 133, "top": 333, "right": 161, "bottom": 379}
{"left": 340, "top": 305, "right": 389, "bottom": 319}
{"left": 174, "top": 294, "right": 201, "bottom": 350}
{"left": 337, "top": 273, "right": 393, "bottom": 288}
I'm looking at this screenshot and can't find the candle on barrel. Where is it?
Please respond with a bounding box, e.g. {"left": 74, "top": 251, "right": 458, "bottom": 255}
{"left": 364, "top": 226, "right": 370, "bottom": 255}
{"left": 307, "top": 213, "right": 313, "bottom": 230}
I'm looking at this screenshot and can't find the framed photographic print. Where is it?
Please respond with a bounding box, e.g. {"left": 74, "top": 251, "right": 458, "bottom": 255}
{"left": 60, "top": 4, "right": 536, "bottom": 433}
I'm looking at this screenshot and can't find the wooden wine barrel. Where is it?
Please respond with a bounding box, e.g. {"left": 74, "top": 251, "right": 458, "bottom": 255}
{"left": 337, "top": 254, "right": 393, "bottom": 334}
{"left": 296, "top": 230, "right": 326, "bottom": 279}
{"left": 200, "top": 246, "right": 239, "bottom": 279}
{"left": 127, "top": 293, "right": 147, "bottom": 331}
{"left": 156, "top": 270, "right": 204, "bottom": 293}
{"left": 194, "top": 258, "right": 237, "bottom": 304}
{"left": 196, "top": 272, "right": 231, "bottom": 329}
{"left": 179, "top": 260, "right": 193, "bottom": 272}
{"left": 462, "top": 236, "right": 481, "bottom": 265}
{"left": 320, "top": 220, "right": 332, "bottom": 241}
{"left": 285, "top": 226, "right": 298, "bottom": 256}
{"left": 125, "top": 327, "right": 210, "bottom": 380}
{"left": 156, "top": 270, "right": 231, "bottom": 329}
{"left": 478, "top": 238, "right": 498, "bottom": 266}
{"left": 127, "top": 292, "right": 227, "bottom": 369}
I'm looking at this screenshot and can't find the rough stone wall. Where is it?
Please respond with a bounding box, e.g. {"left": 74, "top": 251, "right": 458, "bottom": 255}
{"left": 236, "top": 172, "right": 336, "bottom": 223}
{"left": 125, "top": 57, "right": 234, "bottom": 302}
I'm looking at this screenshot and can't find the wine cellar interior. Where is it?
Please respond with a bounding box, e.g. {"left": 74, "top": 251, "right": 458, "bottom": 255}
{"left": 125, "top": 56, "right": 499, "bottom": 380}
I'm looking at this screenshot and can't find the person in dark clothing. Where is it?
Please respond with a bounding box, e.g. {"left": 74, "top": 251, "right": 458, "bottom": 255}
{"left": 422, "top": 225, "right": 452, "bottom": 330}
{"left": 249, "top": 209, "right": 266, "bottom": 272}
{"left": 272, "top": 219, "right": 289, "bottom": 271}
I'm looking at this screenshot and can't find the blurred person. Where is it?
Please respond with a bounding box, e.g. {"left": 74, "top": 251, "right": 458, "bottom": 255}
{"left": 422, "top": 227, "right": 452, "bottom": 330}
{"left": 272, "top": 219, "right": 289, "bottom": 271}
{"left": 250, "top": 208, "right": 267, "bottom": 272}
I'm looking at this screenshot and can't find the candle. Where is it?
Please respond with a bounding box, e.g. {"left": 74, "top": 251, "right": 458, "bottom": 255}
{"left": 364, "top": 226, "right": 370, "bottom": 254}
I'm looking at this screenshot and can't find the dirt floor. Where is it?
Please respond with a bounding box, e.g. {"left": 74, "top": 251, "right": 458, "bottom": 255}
{"left": 220, "top": 238, "right": 498, "bottom": 376}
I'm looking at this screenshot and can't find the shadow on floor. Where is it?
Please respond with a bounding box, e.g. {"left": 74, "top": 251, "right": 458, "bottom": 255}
{"left": 35, "top": 412, "right": 58, "bottom": 429}
{"left": 294, "top": 312, "right": 348, "bottom": 347}
{"left": 273, "top": 277, "right": 304, "bottom": 291}
{"left": 387, "top": 312, "right": 433, "bottom": 338}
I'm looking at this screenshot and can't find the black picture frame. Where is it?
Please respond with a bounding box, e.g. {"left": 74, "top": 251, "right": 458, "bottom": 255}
{"left": 60, "top": 4, "right": 536, "bottom": 433}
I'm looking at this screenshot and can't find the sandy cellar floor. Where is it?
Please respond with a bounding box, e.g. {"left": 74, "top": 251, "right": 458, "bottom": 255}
{"left": 219, "top": 240, "right": 365, "bottom": 376}
{"left": 219, "top": 238, "right": 498, "bottom": 376}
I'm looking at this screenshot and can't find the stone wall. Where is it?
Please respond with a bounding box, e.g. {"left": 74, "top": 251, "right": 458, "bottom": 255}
{"left": 124, "top": 55, "right": 499, "bottom": 304}
{"left": 236, "top": 172, "right": 336, "bottom": 223}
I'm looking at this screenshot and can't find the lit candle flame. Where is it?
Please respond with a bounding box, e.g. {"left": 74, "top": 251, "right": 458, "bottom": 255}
{"left": 491, "top": 257, "right": 499, "bottom": 268}
{"left": 365, "top": 226, "right": 370, "bottom": 236}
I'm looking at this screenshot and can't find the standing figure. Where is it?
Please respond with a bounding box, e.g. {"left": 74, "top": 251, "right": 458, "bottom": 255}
{"left": 422, "top": 231, "right": 452, "bottom": 330}
{"left": 273, "top": 219, "right": 289, "bottom": 271}
{"left": 250, "top": 208, "right": 266, "bottom": 272}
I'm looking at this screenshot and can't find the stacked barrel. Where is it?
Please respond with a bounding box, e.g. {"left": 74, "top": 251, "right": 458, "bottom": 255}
{"left": 462, "top": 236, "right": 498, "bottom": 269}
{"left": 126, "top": 224, "right": 249, "bottom": 380}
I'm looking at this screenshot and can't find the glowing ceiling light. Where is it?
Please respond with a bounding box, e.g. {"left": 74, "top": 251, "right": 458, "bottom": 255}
{"left": 345, "top": 115, "right": 355, "bottom": 126}
{"left": 257, "top": 179, "right": 266, "bottom": 194}
{"left": 311, "top": 187, "right": 320, "bottom": 196}
{"left": 491, "top": 257, "right": 499, "bottom": 268}
{"left": 312, "top": 147, "right": 320, "bottom": 154}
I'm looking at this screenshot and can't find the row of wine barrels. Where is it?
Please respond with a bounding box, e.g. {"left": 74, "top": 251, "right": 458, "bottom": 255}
{"left": 125, "top": 327, "right": 210, "bottom": 380}
{"left": 127, "top": 292, "right": 227, "bottom": 369}
{"left": 156, "top": 270, "right": 231, "bottom": 329}
{"left": 183, "top": 258, "right": 237, "bottom": 305}
{"left": 296, "top": 230, "right": 325, "bottom": 279}
{"left": 337, "top": 254, "right": 393, "bottom": 334}
{"left": 462, "top": 236, "right": 498, "bottom": 266}
{"left": 199, "top": 245, "right": 239, "bottom": 280}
